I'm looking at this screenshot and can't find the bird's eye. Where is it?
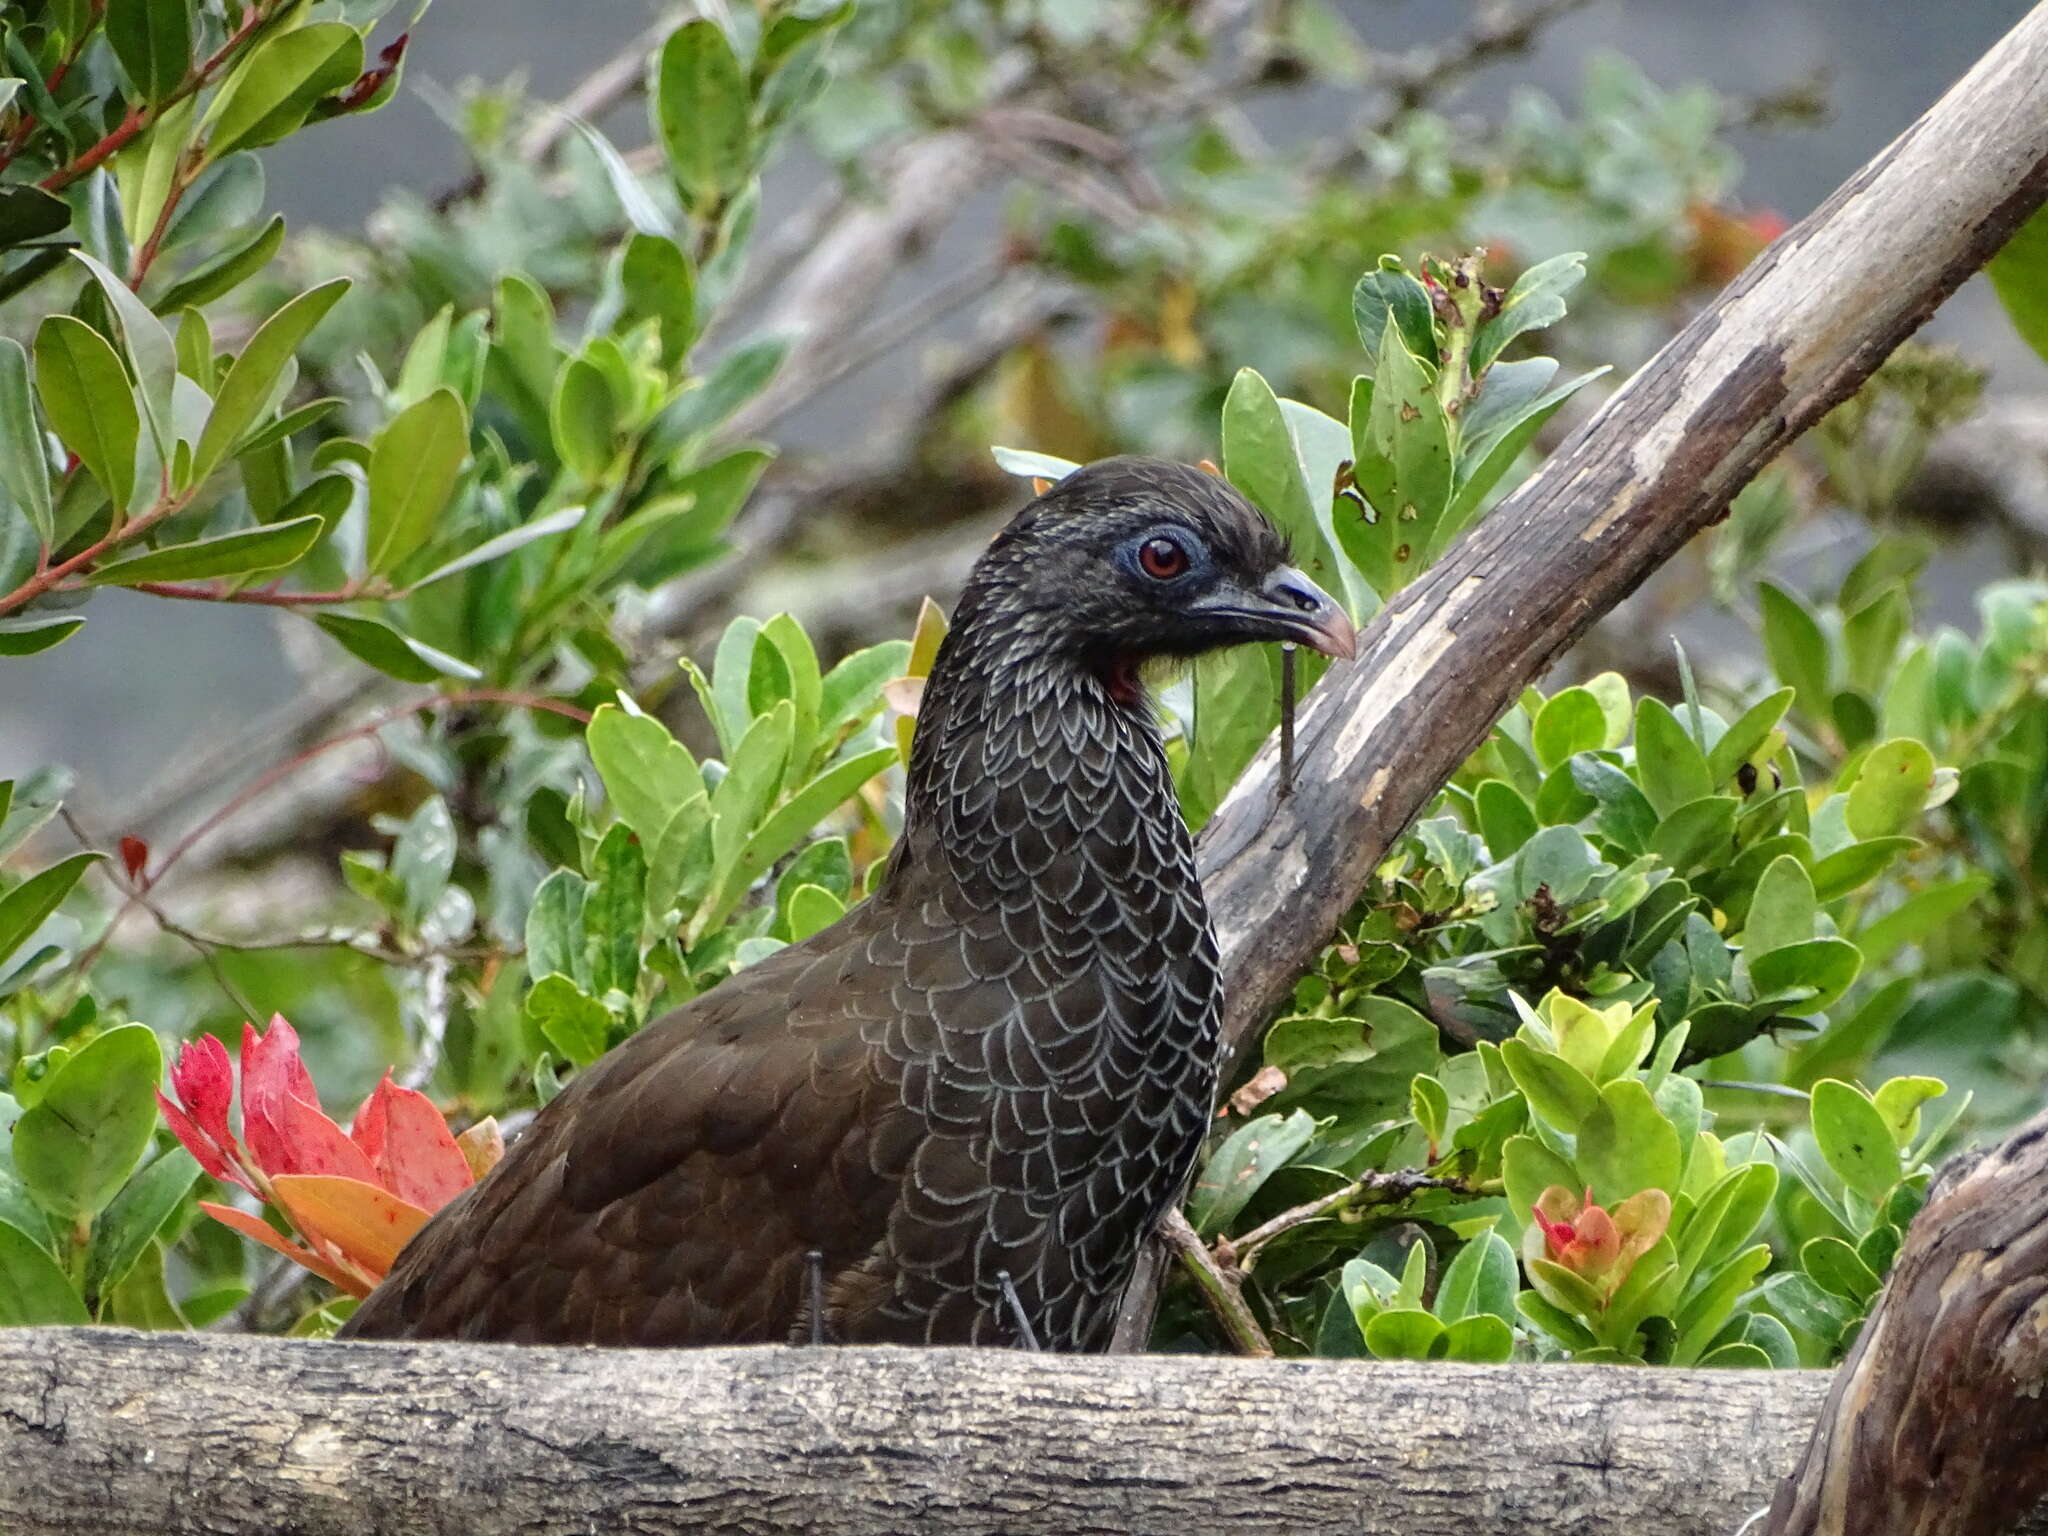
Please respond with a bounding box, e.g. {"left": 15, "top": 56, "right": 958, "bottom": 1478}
{"left": 1137, "top": 536, "right": 1190, "bottom": 581}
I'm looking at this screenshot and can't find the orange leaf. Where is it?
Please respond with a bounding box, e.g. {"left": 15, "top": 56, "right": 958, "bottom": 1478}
{"left": 198, "top": 1200, "right": 371, "bottom": 1297}
{"left": 270, "top": 1174, "right": 432, "bottom": 1277}
{"left": 454, "top": 1116, "right": 505, "bottom": 1182}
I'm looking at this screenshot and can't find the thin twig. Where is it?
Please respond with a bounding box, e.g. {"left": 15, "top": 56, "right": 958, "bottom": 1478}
{"left": 1228, "top": 1169, "right": 1477, "bottom": 1272}
{"left": 1160, "top": 1207, "right": 1273, "bottom": 1357}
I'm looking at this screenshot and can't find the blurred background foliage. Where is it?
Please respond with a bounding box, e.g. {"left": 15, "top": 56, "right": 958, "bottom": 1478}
{"left": 0, "top": 0, "right": 2045, "bottom": 1357}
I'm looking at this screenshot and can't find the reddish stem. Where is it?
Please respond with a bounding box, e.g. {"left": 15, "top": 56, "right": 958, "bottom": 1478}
{"left": 0, "top": 487, "right": 193, "bottom": 617}
{"left": 108, "top": 580, "right": 378, "bottom": 607}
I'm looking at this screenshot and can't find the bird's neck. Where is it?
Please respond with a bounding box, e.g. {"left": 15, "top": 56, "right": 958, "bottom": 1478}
{"left": 892, "top": 607, "right": 1186, "bottom": 903}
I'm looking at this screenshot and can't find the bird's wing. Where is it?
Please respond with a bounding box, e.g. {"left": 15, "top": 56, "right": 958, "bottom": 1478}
{"left": 340, "top": 907, "right": 920, "bottom": 1345}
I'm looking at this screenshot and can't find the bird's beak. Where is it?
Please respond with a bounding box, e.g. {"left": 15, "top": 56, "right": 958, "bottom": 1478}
{"left": 1211, "top": 565, "right": 1358, "bottom": 660}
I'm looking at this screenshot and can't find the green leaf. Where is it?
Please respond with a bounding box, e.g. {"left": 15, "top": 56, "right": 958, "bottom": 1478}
{"left": 1750, "top": 937, "right": 1861, "bottom": 1013}
{"left": 1410, "top": 1073, "right": 1449, "bottom": 1149}
{"left": 1571, "top": 756, "right": 1658, "bottom": 855}
{"left": 1186, "top": 1109, "right": 1316, "bottom": 1233}
{"left": 35, "top": 314, "right": 138, "bottom": 510}
{"left": 1351, "top": 263, "right": 1436, "bottom": 363}
{"left": 192, "top": 279, "right": 349, "bottom": 482}
{"left": 1706, "top": 688, "right": 1793, "bottom": 787}
{"left": 408, "top": 504, "right": 585, "bottom": 591}
{"left": 71, "top": 252, "right": 177, "bottom": 459}
{"left": 1671, "top": 1244, "right": 1771, "bottom": 1366}
{"left": 1471, "top": 251, "right": 1586, "bottom": 373}
{"left": 0, "top": 617, "right": 84, "bottom": 655}
{"left": 1434, "top": 1228, "right": 1517, "bottom": 1325}
{"left": 0, "top": 338, "right": 52, "bottom": 543}
{"left": 13, "top": 1023, "right": 163, "bottom": 1221}
{"left": 1845, "top": 738, "right": 1934, "bottom": 841}
{"left": 1532, "top": 688, "right": 1605, "bottom": 770}
{"left": 1370, "top": 316, "right": 1455, "bottom": 567}
{"left": 1758, "top": 581, "right": 1832, "bottom": 719}
{"left": 1436, "top": 1311, "right": 1514, "bottom": 1363}
{"left": 1364, "top": 1307, "right": 1444, "bottom": 1360}
{"left": 1763, "top": 1270, "right": 1854, "bottom": 1344}
{"left": 1810, "top": 1079, "right": 1902, "bottom": 1203}
{"left": 652, "top": 19, "right": 753, "bottom": 213}
{"left": 1516, "top": 1289, "right": 1596, "bottom": 1350}
{"left": 1633, "top": 697, "right": 1712, "bottom": 816}
{"left": 157, "top": 212, "right": 286, "bottom": 312}
{"left": 107, "top": 0, "right": 193, "bottom": 102}
{"left": 0, "top": 185, "right": 71, "bottom": 248}
{"left": 550, "top": 355, "right": 617, "bottom": 482}
{"left": 84, "top": 1146, "right": 199, "bottom": 1304}
{"left": 312, "top": 612, "right": 479, "bottom": 683}
{"left": 205, "top": 22, "right": 364, "bottom": 158}
{"left": 1809, "top": 836, "right": 1914, "bottom": 903}
{"left": 525, "top": 869, "right": 588, "bottom": 988}
{"left": 0, "top": 1219, "right": 86, "bottom": 1325}
{"left": 1499, "top": 1038, "right": 1598, "bottom": 1132}
{"left": 819, "top": 640, "right": 911, "bottom": 732}
{"left": 620, "top": 232, "right": 697, "bottom": 366}
{"left": 1693, "top": 1341, "right": 1773, "bottom": 1370}
{"left": 366, "top": 387, "right": 468, "bottom": 575}
{"left": 1872, "top": 1075, "right": 1946, "bottom": 1150}
{"left": 784, "top": 883, "right": 844, "bottom": 943}
{"left": 727, "top": 745, "right": 897, "bottom": 917}
{"left": 1801, "top": 1235, "right": 1881, "bottom": 1304}
{"left": 585, "top": 825, "right": 646, "bottom": 1000}
{"left": 1220, "top": 369, "right": 1349, "bottom": 606}
{"left": 1989, "top": 203, "right": 2048, "bottom": 365}
{"left": 1744, "top": 854, "right": 1816, "bottom": 956}
{"left": 525, "top": 973, "right": 610, "bottom": 1069}
{"left": 588, "top": 705, "right": 707, "bottom": 844}
{"left": 0, "top": 851, "right": 99, "bottom": 964}
{"left": 87, "top": 512, "right": 323, "bottom": 585}
{"left": 1576, "top": 1078, "right": 1682, "bottom": 1203}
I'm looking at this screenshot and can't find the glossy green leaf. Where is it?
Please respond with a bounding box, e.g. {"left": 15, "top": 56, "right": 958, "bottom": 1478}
{"left": 107, "top": 0, "right": 193, "bottom": 101}
{"left": 13, "top": 1023, "right": 163, "bottom": 1221}
{"left": 1363, "top": 1306, "right": 1444, "bottom": 1360}
{"left": 1186, "top": 1109, "right": 1316, "bottom": 1233}
{"left": 1801, "top": 1235, "right": 1881, "bottom": 1304}
{"left": 1434, "top": 1227, "right": 1518, "bottom": 1325}
{"left": 550, "top": 356, "right": 616, "bottom": 482}
{"left": 84, "top": 1146, "right": 199, "bottom": 1303}
{"left": 205, "top": 22, "right": 364, "bottom": 158}
{"left": 366, "top": 387, "right": 468, "bottom": 575}
{"left": 312, "top": 612, "right": 479, "bottom": 683}
{"left": 71, "top": 253, "right": 176, "bottom": 458}
{"left": 0, "top": 851, "right": 98, "bottom": 964}
{"left": 1471, "top": 251, "right": 1586, "bottom": 373}
{"left": 1706, "top": 687, "right": 1794, "bottom": 786}
{"left": 0, "top": 617, "right": 83, "bottom": 656}
{"left": 1810, "top": 1079, "right": 1902, "bottom": 1203}
{"left": 192, "top": 279, "right": 349, "bottom": 481}
{"left": 1499, "top": 1038, "right": 1597, "bottom": 1132}
{"left": 1532, "top": 688, "right": 1605, "bottom": 770}
{"left": 525, "top": 973, "right": 610, "bottom": 1069}
{"left": 1633, "top": 697, "right": 1712, "bottom": 816}
{"left": 35, "top": 314, "right": 137, "bottom": 510}
{"left": 1744, "top": 854, "right": 1816, "bottom": 956}
{"left": 0, "top": 1219, "right": 86, "bottom": 1325}
{"left": 1988, "top": 202, "right": 2048, "bottom": 365}
{"left": 1576, "top": 1078, "right": 1682, "bottom": 1203}
{"left": 0, "top": 338, "right": 52, "bottom": 542}
{"left": 1750, "top": 937, "right": 1861, "bottom": 1013}
{"left": 87, "top": 512, "right": 323, "bottom": 586}
{"left": 1351, "top": 263, "right": 1435, "bottom": 363}
{"left": 620, "top": 232, "right": 697, "bottom": 365}
{"left": 157, "top": 213, "right": 286, "bottom": 312}
{"left": 1435, "top": 1311, "right": 1514, "bottom": 1363}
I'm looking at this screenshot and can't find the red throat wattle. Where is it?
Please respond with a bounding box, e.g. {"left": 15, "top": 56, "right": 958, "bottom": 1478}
{"left": 1102, "top": 654, "right": 1143, "bottom": 707}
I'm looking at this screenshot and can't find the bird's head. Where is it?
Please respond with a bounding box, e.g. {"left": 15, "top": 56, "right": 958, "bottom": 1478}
{"left": 965, "top": 456, "right": 1357, "bottom": 700}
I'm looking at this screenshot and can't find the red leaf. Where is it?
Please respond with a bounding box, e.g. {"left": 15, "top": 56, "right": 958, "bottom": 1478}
{"left": 156, "top": 1091, "right": 258, "bottom": 1196}
{"left": 239, "top": 1015, "right": 324, "bottom": 1175}
{"left": 349, "top": 1073, "right": 472, "bottom": 1212}
{"left": 118, "top": 835, "right": 148, "bottom": 883}
{"left": 275, "top": 1088, "right": 379, "bottom": 1185}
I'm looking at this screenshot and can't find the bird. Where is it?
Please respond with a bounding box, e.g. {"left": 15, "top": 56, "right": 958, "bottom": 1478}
{"left": 340, "top": 455, "right": 1357, "bottom": 1351}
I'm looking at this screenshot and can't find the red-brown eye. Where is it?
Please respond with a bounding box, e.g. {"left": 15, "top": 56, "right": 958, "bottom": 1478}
{"left": 1138, "top": 537, "right": 1189, "bottom": 580}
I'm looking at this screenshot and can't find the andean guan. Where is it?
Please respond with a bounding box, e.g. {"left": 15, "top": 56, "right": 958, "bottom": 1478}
{"left": 340, "top": 456, "right": 1357, "bottom": 1352}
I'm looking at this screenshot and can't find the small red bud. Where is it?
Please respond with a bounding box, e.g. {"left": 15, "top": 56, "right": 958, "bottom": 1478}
{"left": 119, "top": 835, "right": 148, "bottom": 884}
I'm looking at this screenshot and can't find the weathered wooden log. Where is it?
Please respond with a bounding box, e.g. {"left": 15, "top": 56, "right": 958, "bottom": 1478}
{"left": 1765, "top": 1107, "right": 2048, "bottom": 1536}
{"left": 0, "top": 1327, "right": 2032, "bottom": 1536}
